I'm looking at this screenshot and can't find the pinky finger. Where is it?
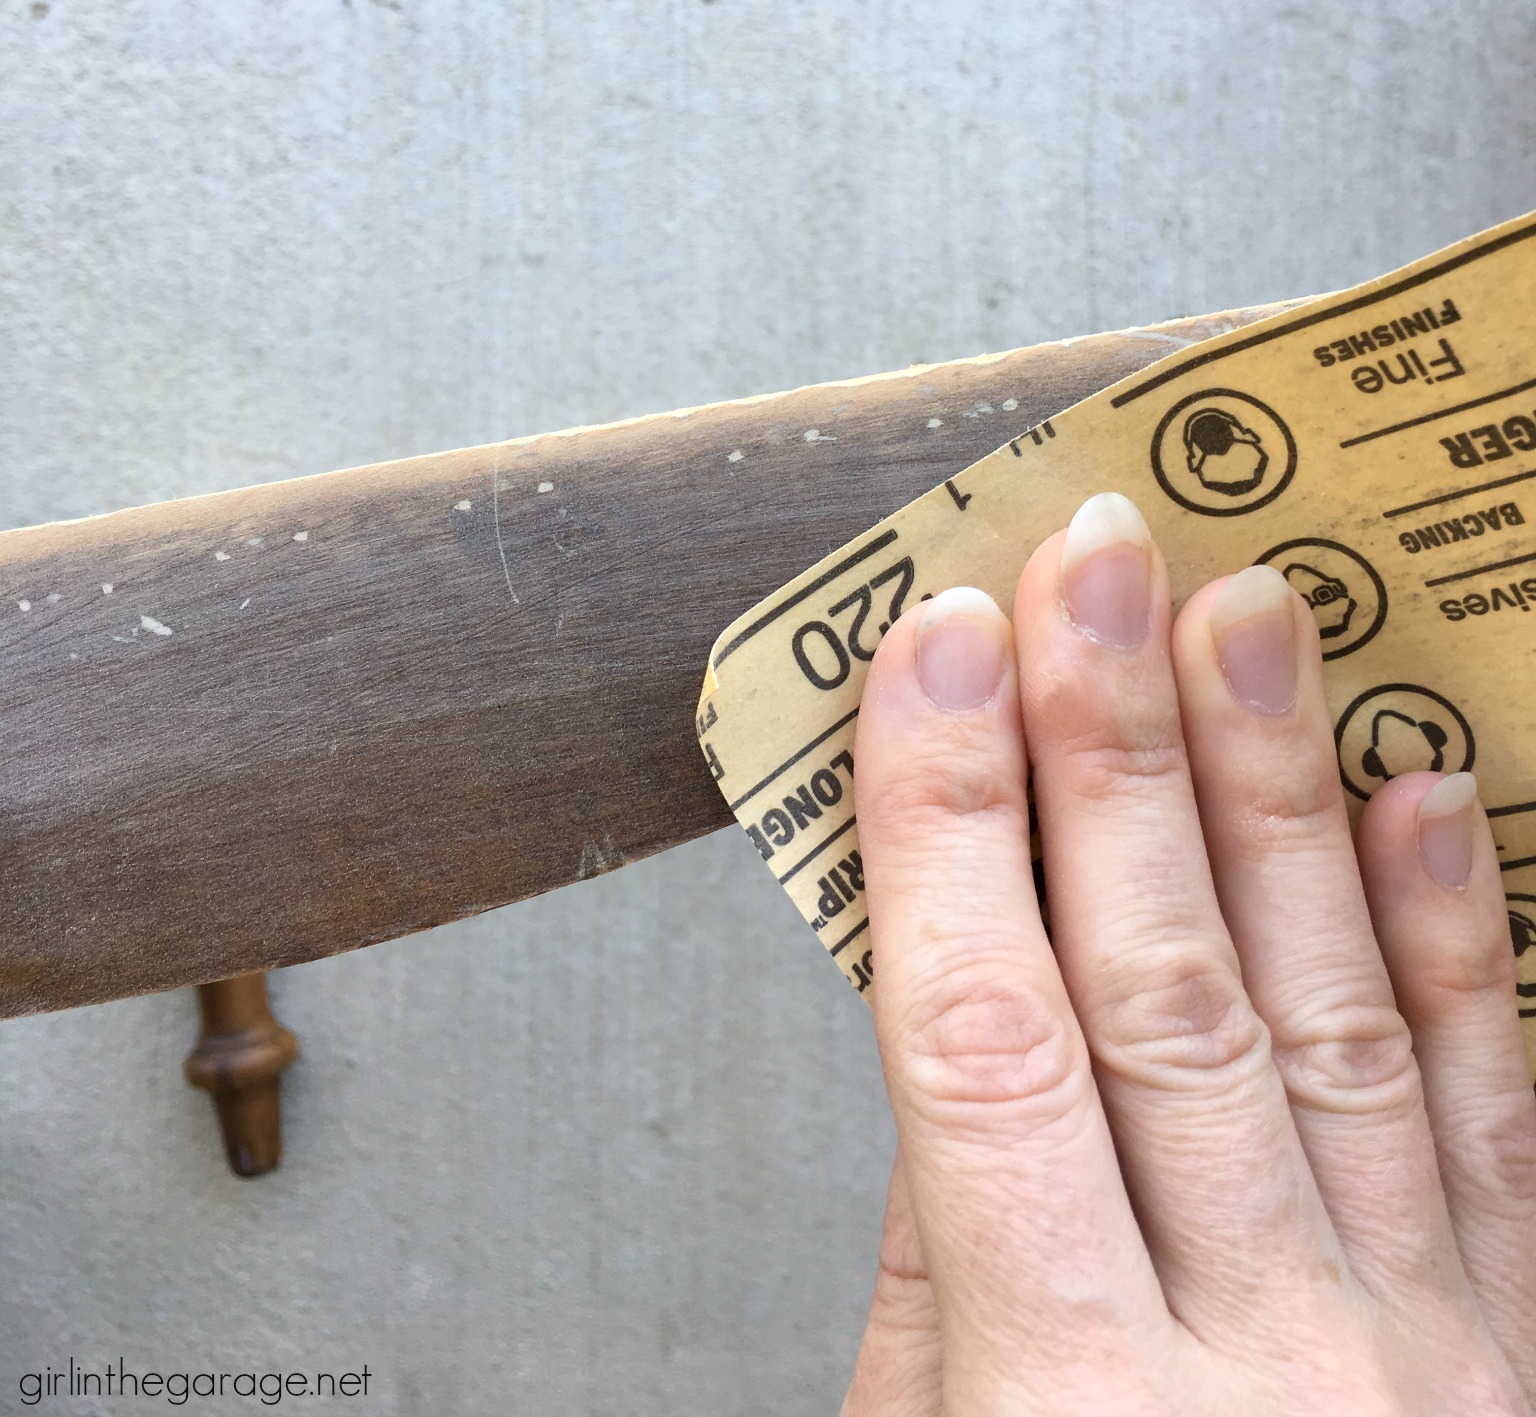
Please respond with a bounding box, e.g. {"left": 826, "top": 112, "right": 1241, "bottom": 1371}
{"left": 841, "top": 1153, "right": 943, "bottom": 1417}
{"left": 1357, "top": 771, "right": 1536, "bottom": 1390}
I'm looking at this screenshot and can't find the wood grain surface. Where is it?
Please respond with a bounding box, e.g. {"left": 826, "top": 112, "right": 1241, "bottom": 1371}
{"left": 0, "top": 303, "right": 1294, "bottom": 1015}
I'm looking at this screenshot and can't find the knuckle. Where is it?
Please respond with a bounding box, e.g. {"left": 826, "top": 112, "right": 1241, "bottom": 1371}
{"left": 1065, "top": 737, "right": 1190, "bottom": 806}
{"left": 1271, "top": 1316, "right": 1526, "bottom": 1416}
{"left": 1088, "top": 949, "right": 1271, "bottom": 1090}
{"left": 859, "top": 737, "right": 1026, "bottom": 829}
{"left": 1494, "top": 1111, "right": 1536, "bottom": 1207}
{"left": 866, "top": 758, "right": 1019, "bottom": 822}
{"left": 1225, "top": 770, "right": 1347, "bottom": 859}
{"left": 1413, "top": 923, "right": 1521, "bottom": 1012}
{"left": 873, "top": 1226, "right": 927, "bottom": 1289}
{"left": 1027, "top": 676, "right": 1188, "bottom": 802}
{"left": 1441, "top": 1094, "right": 1536, "bottom": 1213}
{"left": 1271, "top": 1003, "right": 1422, "bottom": 1116}
{"left": 1015, "top": 1357, "right": 1175, "bottom": 1413}
{"left": 1418, "top": 1338, "right": 1532, "bottom": 1417}
{"left": 866, "top": 1253, "right": 934, "bottom": 1335}
{"left": 897, "top": 957, "right": 1084, "bottom": 1130}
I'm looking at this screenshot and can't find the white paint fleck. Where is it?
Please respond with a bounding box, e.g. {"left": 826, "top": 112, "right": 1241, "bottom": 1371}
{"left": 973, "top": 401, "right": 994, "bottom": 414}
{"left": 803, "top": 428, "right": 837, "bottom": 442}
{"left": 47, "top": 593, "right": 60, "bottom": 604}
{"left": 214, "top": 551, "right": 231, "bottom": 562}
{"left": 1002, "top": 397, "right": 1019, "bottom": 411}
{"left": 101, "top": 582, "right": 114, "bottom": 594}
{"left": 111, "top": 635, "right": 135, "bottom": 644}
{"left": 537, "top": 481, "right": 554, "bottom": 493}
{"left": 140, "top": 615, "right": 173, "bottom": 636}
{"left": 292, "top": 530, "right": 309, "bottom": 542}
{"left": 69, "top": 652, "right": 79, "bottom": 660}
{"left": 727, "top": 449, "right": 744, "bottom": 463}
{"left": 454, "top": 499, "right": 472, "bottom": 511}
{"left": 17, "top": 600, "right": 31, "bottom": 611}
{"left": 246, "top": 536, "right": 263, "bottom": 547}
{"left": 926, "top": 417, "right": 943, "bottom": 429}
{"left": 239, "top": 597, "right": 251, "bottom": 610}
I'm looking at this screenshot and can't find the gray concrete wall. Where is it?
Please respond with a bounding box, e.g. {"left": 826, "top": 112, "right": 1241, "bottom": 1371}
{"left": 2, "top": 2, "right": 1533, "bottom": 1412}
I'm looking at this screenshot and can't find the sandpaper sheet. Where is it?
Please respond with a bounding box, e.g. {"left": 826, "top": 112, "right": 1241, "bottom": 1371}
{"left": 697, "top": 211, "right": 1536, "bottom": 1082}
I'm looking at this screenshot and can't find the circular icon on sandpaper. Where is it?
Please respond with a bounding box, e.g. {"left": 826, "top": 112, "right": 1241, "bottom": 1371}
{"left": 1151, "top": 388, "right": 1297, "bottom": 516}
{"left": 1509, "top": 895, "right": 1536, "bottom": 1020}
{"left": 1254, "top": 537, "right": 1388, "bottom": 660}
{"left": 1333, "top": 683, "right": 1475, "bottom": 801}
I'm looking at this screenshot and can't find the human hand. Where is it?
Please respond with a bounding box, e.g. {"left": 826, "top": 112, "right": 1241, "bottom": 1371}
{"left": 842, "top": 493, "right": 1535, "bottom": 1415}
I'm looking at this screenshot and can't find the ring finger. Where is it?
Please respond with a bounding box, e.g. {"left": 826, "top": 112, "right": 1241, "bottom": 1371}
{"left": 1170, "top": 564, "right": 1464, "bottom": 1309}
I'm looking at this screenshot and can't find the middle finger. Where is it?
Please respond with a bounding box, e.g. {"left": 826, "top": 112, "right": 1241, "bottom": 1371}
{"left": 1013, "top": 494, "right": 1343, "bottom": 1344}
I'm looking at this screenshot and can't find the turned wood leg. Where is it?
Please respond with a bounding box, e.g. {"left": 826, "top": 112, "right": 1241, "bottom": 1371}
{"left": 184, "top": 972, "right": 298, "bottom": 1178}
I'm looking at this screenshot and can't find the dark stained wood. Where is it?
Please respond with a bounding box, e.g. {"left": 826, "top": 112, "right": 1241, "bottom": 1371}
{"left": 183, "top": 972, "right": 298, "bottom": 1177}
{"left": 0, "top": 302, "right": 1297, "bottom": 1016}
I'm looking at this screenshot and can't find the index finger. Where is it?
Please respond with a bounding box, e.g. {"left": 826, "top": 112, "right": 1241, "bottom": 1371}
{"left": 855, "top": 585, "right": 1169, "bottom": 1404}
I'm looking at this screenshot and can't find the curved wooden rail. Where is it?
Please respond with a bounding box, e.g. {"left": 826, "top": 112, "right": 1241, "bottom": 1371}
{"left": 0, "top": 301, "right": 1297, "bottom": 1016}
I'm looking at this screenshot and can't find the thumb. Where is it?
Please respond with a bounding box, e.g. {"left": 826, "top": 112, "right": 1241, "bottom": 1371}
{"left": 842, "top": 1152, "right": 943, "bottom": 1417}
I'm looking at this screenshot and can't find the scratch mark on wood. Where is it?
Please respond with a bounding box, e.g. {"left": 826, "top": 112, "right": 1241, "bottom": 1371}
{"left": 490, "top": 472, "right": 521, "bottom": 604}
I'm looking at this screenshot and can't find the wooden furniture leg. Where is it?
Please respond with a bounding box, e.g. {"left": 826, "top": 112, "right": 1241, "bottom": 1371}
{"left": 184, "top": 972, "right": 298, "bottom": 1177}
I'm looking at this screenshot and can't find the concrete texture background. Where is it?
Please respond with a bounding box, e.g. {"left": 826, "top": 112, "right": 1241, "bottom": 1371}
{"left": 1, "top": 2, "right": 1533, "bottom": 1411}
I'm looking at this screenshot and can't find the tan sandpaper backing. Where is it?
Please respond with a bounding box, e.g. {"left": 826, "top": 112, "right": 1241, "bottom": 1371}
{"left": 698, "top": 211, "right": 1536, "bottom": 1083}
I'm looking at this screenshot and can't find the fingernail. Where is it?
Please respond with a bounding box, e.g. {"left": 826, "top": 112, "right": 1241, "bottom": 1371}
{"left": 1417, "top": 772, "right": 1479, "bottom": 889}
{"left": 915, "top": 587, "right": 1008, "bottom": 711}
{"left": 1059, "top": 493, "right": 1152, "bottom": 649}
{"left": 1209, "top": 566, "right": 1298, "bottom": 715}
